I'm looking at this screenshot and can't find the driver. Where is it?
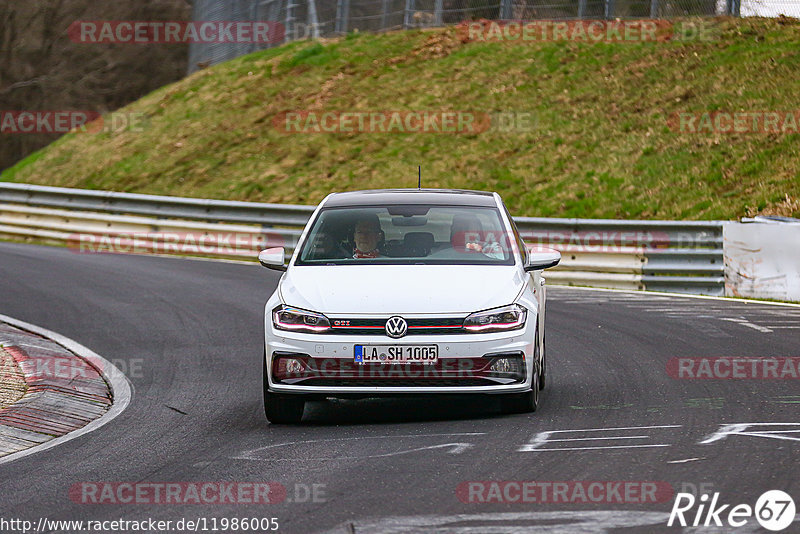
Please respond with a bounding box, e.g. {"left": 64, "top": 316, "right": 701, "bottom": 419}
{"left": 352, "top": 216, "right": 383, "bottom": 259}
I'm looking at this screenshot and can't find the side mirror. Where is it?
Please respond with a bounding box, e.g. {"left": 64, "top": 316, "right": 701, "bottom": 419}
{"left": 258, "top": 247, "right": 287, "bottom": 271}
{"left": 524, "top": 247, "right": 561, "bottom": 271}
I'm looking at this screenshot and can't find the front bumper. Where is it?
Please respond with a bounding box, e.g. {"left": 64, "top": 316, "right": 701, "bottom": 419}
{"left": 265, "top": 324, "right": 536, "bottom": 395}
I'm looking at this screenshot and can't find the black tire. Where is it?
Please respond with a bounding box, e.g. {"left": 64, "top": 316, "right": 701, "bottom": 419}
{"left": 264, "top": 391, "right": 305, "bottom": 424}
{"left": 502, "top": 371, "right": 539, "bottom": 414}
{"left": 502, "top": 329, "right": 541, "bottom": 414}
{"left": 539, "top": 331, "right": 547, "bottom": 390}
{"left": 263, "top": 353, "right": 305, "bottom": 424}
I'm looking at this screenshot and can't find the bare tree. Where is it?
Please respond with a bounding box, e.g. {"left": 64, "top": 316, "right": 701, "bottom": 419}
{"left": 0, "top": 0, "right": 191, "bottom": 171}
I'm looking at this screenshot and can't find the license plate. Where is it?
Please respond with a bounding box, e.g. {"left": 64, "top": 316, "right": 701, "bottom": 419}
{"left": 354, "top": 345, "right": 438, "bottom": 364}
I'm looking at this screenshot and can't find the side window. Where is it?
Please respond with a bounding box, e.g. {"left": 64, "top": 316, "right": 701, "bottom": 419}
{"left": 502, "top": 203, "right": 527, "bottom": 264}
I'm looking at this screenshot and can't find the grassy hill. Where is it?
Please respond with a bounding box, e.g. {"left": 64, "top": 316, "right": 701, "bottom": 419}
{"left": 3, "top": 17, "right": 800, "bottom": 220}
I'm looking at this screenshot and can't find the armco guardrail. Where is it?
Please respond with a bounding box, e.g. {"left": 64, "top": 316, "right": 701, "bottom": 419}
{"left": 0, "top": 183, "right": 724, "bottom": 295}
{"left": 515, "top": 217, "right": 724, "bottom": 295}
{"left": 0, "top": 183, "right": 310, "bottom": 262}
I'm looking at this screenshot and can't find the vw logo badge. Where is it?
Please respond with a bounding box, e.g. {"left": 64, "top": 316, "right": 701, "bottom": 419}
{"left": 385, "top": 316, "right": 408, "bottom": 338}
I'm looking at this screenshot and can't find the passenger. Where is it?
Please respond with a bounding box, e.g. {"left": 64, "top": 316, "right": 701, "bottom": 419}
{"left": 450, "top": 214, "right": 504, "bottom": 259}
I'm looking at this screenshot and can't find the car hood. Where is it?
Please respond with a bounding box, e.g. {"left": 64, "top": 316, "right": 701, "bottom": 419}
{"left": 279, "top": 265, "right": 526, "bottom": 315}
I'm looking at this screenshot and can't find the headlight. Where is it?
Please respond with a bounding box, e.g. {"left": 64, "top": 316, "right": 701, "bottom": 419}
{"left": 272, "top": 305, "right": 331, "bottom": 333}
{"left": 463, "top": 304, "right": 526, "bottom": 332}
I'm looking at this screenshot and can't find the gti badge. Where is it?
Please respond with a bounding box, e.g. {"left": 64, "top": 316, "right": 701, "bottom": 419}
{"left": 385, "top": 316, "right": 408, "bottom": 338}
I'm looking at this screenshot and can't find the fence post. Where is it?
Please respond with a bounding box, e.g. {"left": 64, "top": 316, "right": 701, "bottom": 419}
{"left": 403, "top": 0, "right": 417, "bottom": 30}
{"left": 307, "top": 0, "right": 320, "bottom": 38}
{"left": 434, "top": 0, "right": 443, "bottom": 26}
{"left": 500, "top": 0, "right": 513, "bottom": 19}
{"left": 404, "top": 0, "right": 416, "bottom": 29}
{"left": 578, "top": 0, "right": 587, "bottom": 18}
{"left": 284, "top": 0, "right": 295, "bottom": 43}
{"left": 335, "top": 0, "right": 350, "bottom": 33}
{"left": 248, "top": 0, "right": 259, "bottom": 53}
{"left": 604, "top": 0, "right": 615, "bottom": 19}
{"left": 266, "top": 0, "right": 282, "bottom": 34}
{"left": 381, "top": 0, "right": 390, "bottom": 29}
{"left": 649, "top": 0, "right": 658, "bottom": 17}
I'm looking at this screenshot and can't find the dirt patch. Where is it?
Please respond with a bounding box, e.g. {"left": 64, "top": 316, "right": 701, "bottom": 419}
{"left": 412, "top": 29, "right": 466, "bottom": 60}
{"left": 389, "top": 28, "right": 466, "bottom": 65}
{"left": 748, "top": 194, "right": 800, "bottom": 218}
{"left": 309, "top": 72, "right": 346, "bottom": 110}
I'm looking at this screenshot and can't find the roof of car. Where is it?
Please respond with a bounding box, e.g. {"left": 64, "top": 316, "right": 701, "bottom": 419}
{"left": 323, "top": 189, "right": 498, "bottom": 208}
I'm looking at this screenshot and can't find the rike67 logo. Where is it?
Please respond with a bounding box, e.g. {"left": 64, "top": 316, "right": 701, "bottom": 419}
{"left": 668, "top": 490, "right": 796, "bottom": 531}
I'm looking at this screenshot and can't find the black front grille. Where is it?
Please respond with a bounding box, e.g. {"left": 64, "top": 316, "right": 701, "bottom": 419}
{"left": 328, "top": 317, "right": 466, "bottom": 336}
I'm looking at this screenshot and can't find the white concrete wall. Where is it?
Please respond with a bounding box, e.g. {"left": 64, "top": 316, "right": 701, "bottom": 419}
{"left": 724, "top": 222, "right": 800, "bottom": 301}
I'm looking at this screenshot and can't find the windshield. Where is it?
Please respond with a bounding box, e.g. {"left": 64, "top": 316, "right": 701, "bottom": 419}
{"left": 295, "top": 205, "right": 516, "bottom": 265}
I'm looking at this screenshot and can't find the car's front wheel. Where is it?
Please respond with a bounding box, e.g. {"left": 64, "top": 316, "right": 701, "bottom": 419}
{"left": 263, "top": 354, "right": 305, "bottom": 424}
{"left": 502, "top": 371, "right": 539, "bottom": 414}
{"left": 539, "top": 331, "right": 547, "bottom": 390}
{"left": 264, "top": 392, "right": 305, "bottom": 424}
{"left": 502, "top": 331, "right": 540, "bottom": 414}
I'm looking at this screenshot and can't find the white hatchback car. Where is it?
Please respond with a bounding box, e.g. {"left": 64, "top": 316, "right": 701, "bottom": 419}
{"left": 259, "top": 189, "right": 560, "bottom": 423}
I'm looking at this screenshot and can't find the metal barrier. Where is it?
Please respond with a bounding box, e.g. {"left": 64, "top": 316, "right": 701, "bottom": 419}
{"left": 515, "top": 217, "right": 724, "bottom": 294}
{"left": 0, "top": 183, "right": 724, "bottom": 295}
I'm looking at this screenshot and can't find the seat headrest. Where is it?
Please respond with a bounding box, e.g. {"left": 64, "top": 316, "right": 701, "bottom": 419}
{"left": 403, "top": 232, "right": 434, "bottom": 254}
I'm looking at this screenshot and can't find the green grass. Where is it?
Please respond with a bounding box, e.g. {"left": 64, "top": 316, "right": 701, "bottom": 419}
{"left": 3, "top": 17, "right": 800, "bottom": 219}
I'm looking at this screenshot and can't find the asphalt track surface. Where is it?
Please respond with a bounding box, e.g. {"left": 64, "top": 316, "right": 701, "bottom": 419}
{"left": 1, "top": 241, "right": 799, "bottom": 533}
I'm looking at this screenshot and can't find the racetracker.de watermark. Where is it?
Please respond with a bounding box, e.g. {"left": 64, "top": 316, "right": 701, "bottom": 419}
{"left": 68, "top": 21, "right": 284, "bottom": 44}
{"left": 0, "top": 344, "right": 145, "bottom": 380}
{"left": 461, "top": 19, "right": 717, "bottom": 43}
{"left": 456, "top": 481, "right": 674, "bottom": 503}
{"left": 273, "top": 357, "right": 490, "bottom": 379}
{"left": 273, "top": 111, "right": 537, "bottom": 134}
{"left": 70, "top": 482, "right": 284, "bottom": 504}
{"left": 669, "top": 111, "right": 800, "bottom": 134}
{"left": 0, "top": 111, "right": 144, "bottom": 135}
{"left": 522, "top": 229, "right": 671, "bottom": 252}
{"left": 68, "top": 231, "right": 288, "bottom": 257}
{"left": 667, "top": 357, "right": 800, "bottom": 379}
{"left": 69, "top": 482, "right": 326, "bottom": 504}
